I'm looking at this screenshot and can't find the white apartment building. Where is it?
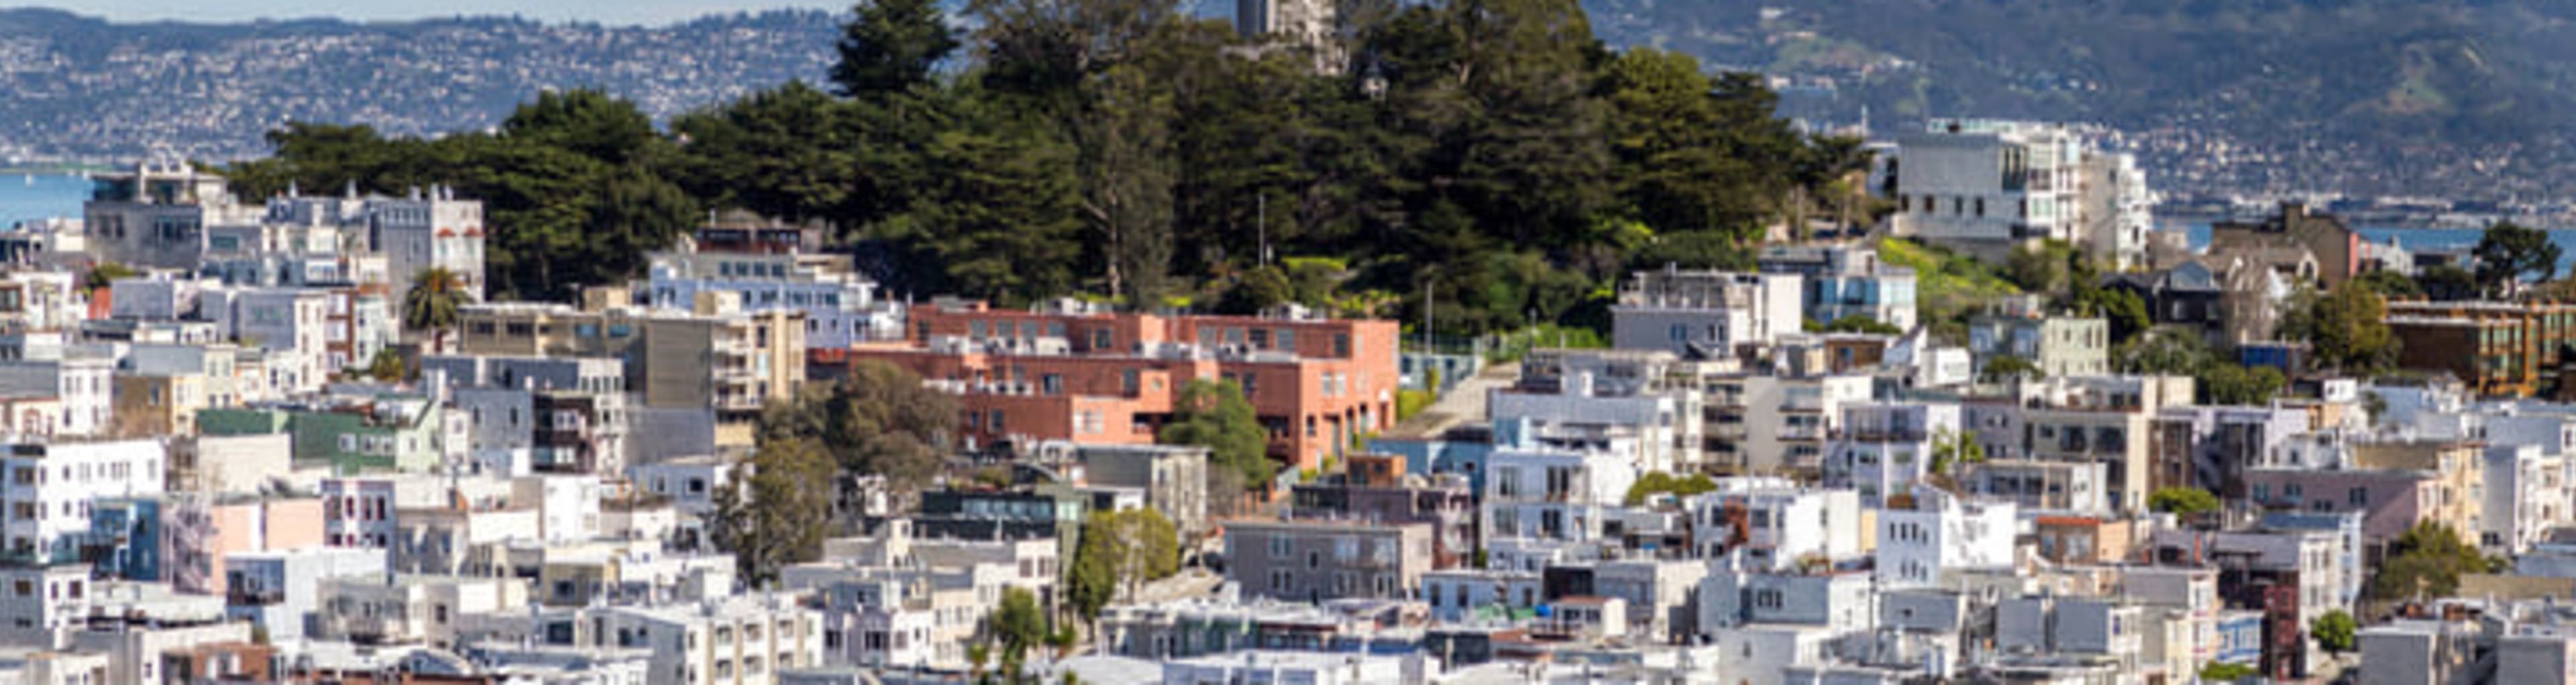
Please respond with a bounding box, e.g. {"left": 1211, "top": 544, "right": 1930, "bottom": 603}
{"left": 1823, "top": 401, "right": 1963, "bottom": 505}
{"left": 1490, "top": 390, "right": 1699, "bottom": 475}
{"left": 1876, "top": 488, "right": 2016, "bottom": 588}
{"left": 1684, "top": 484, "right": 1866, "bottom": 570}
{"left": 319, "top": 474, "right": 464, "bottom": 549}
{"left": 1876, "top": 119, "right": 2154, "bottom": 268}
{"left": 201, "top": 288, "right": 330, "bottom": 394}
{"left": 368, "top": 187, "right": 487, "bottom": 302}
{"left": 0, "top": 355, "right": 113, "bottom": 438}
{"left": 600, "top": 593, "right": 824, "bottom": 685}
{"left": 1163, "top": 650, "right": 1407, "bottom": 685}
{"left": 311, "top": 574, "right": 529, "bottom": 649}
{"left": 642, "top": 231, "right": 899, "bottom": 351}
{"left": 0, "top": 439, "right": 164, "bottom": 564}
{"left": 1612, "top": 270, "right": 1803, "bottom": 358}
{"left": 2484, "top": 444, "right": 2570, "bottom": 554}
{"left": 1482, "top": 446, "right": 1640, "bottom": 547}
{"left": 223, "top": 545, "right": 388, "bottom": 642}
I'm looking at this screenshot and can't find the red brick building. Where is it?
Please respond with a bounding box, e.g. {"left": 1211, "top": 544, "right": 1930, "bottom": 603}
{"left": 821, "top": 299, "right": 1402, "bottom": 474}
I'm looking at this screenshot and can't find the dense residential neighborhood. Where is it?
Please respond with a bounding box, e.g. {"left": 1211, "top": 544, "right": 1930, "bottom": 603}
{"left": 0, "top": 1, "right": 2573, "bottom": 685}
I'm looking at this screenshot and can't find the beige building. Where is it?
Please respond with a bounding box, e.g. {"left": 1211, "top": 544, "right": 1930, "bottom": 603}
{"left": 456, "top": 288, "right": 804, "bottom": 421}
{"left": 2018, "top": 375, "right": 2196, "bottom": 513}
{"left": 112, "top": 372, "right": 209, "bottom": 438}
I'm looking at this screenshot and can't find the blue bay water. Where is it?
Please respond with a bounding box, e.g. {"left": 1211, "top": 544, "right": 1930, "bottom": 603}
{"left": 0, "top": 174, "right": 89, "bottom": 228}
{"left": 2170, "top": 221, "right": 2576, "bottom": 276}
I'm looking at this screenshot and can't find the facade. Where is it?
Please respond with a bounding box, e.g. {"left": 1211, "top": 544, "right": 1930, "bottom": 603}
{"left": 1967, "top": 307, "right": 2108, "bottom": 378}
{"left": 457, "top": 291, "right": 804, "bottom": 421}
{"left": 1875, "top": 119, "right": 2153, "bottom": 268}
{"left": 1876, "top": 490, "right": 2015, "bottom": 588}
{"left": 1822, "top": 401, "right": 1961, "bottom": 505}
{"left": 1222, "top": 520, "right": 1432, "bottom": 604}
{"left": 0, "top": 439, "right": 166, "bottom": 564}
{"left": 2209, "top": 203, "right": 2359, "bottom": 289}
{"left": 2387, "top": 299, "right": 2576, "bottom": 398}
{"left": 1612, "top": 270, "right": 1803, "bottom": 358}
{"left": 2247, "top": 439, "right": 2485, "bottom": 544}
{"left": 641, "top": 219, "right": 900, "bottom": 352}
{"left": 1758, "top": 244, "right": 1921, "bottom": 332}
{"left": 837, "top": 299, "right": 1400, "bottom": 473}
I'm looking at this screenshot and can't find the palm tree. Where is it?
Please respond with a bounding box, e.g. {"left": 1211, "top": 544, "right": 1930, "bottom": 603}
{"left": 402, "top": 268, "right": 471, "bottom": 354}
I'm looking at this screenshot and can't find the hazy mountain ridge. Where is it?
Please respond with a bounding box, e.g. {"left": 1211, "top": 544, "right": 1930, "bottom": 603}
{"left": 1581, "top": 0, "right": 2576, "bottom": 199}
{"left": 0, "top": 7, "right": 843, "bottom": 160}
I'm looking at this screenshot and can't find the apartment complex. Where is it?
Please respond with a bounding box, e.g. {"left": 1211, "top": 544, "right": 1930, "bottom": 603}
{"left": 1611, "top": 269, "right": 1803, "bottom": 358}
{"left": 830, "top": 299, "right": 1399, "bottom": 473}
{"left": 2387, "top": 299, "right": 2576, "bottom": 399}
{"left": 1875, "top": 119, "right": 2155, "bottom": 268}
{"left": 455, "top": 289, "right": 805, "bottom": 419}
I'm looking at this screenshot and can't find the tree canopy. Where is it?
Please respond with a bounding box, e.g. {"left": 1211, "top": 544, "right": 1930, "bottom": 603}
{"left": 2147, "top": 486, "right": 2220, "bottom": 516}
{"left": 2365, "top": 521, "right": 2492, "bottom": 606}
{"left": 2473, "top": 221, "right": 2562, "bottom": 293}
{"left": 1068, "top": 508, "right": 1181, "bottom": 622}
{"left": 218, "top": 0, "right": 1863, "bottom": 336}
{"left": 709, "top": 437, "right": 839, "bottom": 583}
{"left": 2282, "top": 282, "right": 2397, "bottom": 373}
{"left": 1160, "top": 379, "right": 1272, "bottom": 504}
{"left": 759, "top": 361, "right": 960, "bottom": 500}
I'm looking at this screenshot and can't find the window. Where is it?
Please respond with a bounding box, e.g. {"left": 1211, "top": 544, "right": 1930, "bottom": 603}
{"left": 1270, "top": 536, "right": 1292, "bottom": 559}
{"left": 2348, "top": 487, "right": 2369, "bottom": 506}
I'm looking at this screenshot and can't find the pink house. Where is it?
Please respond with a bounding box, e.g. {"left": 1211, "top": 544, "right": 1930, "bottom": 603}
{"left": 179, "top": 496, "right": 325, "bottom": 594}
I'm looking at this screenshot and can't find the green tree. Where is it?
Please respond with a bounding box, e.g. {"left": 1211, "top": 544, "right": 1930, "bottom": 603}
{"left": 2147, "top": 486, "right": 2221, "bottom": 516}
{"left": 502, "top": 89, "right": 660, "bottom": 167}
{"left": 874, "top": 103, "right": 1084, "bottom": 305}
{"left": 708, "top": 437, "right": 838, "bottom": 583}
{"left": 2366, "top": 521, "right": 2492, "bottom": 604}
{"left": 2199, "top": 662, "right": 2259, "bottom": 682}
{"left": 1819, "top": 314, "right": 1903, "bottom": 335}
{"left": 670, "top": 82, "right": 861, "bottom": 223}
{"left": 1981, "top": 356, "right": 2043, "bottom": 382}
{"left": 81, "top": 262, "right": 138, "bottom": 293}
{"left": 2417, "top": 264, "right": 2477, "bottom": 301}
{"left": 987, "top": 586, "right": 1047, "bottom": 679}
{"left": 759, "top": 361, "right": 959, "bottom": 497}
{"left": 2117, "top": 327, "right": 2214, "bottom": 375}
{"left": 2006, "top": 240, "right": 2078, "bottom": 293}
{"left": 1075, "top": 62, "right": 1180, "bottom": 305}
{"left": 1161, "top": 380, "right": 1271, "bottom": 504}
{"left": 1929, "top": 428, "right": 1984, "bottom": 477}
{"left": 2202, "top": 364, "right": 2287, "bottom": 406}
{"left": 1067, "top": 509, "right": 1180, "bottom": 621}
{"left": 400, "top": 267, "right": 472, "bottom": 353}
{"left": 2075, "top": 285, "right": 2151, "bottom": 346}
{"left": 1623, "top": 472, "right": 1719, "bottom": 506}
{"left": 362, "top": 349, "right": 407, "bottom": 383}
{"left": 1601, "top": 48, "right": 1794, "bottom": 242}
{"left": 831, "top": 0, "right": 961, "bottom": 97}
{"left": 2353, "top": 269, "right": 2423, "bottom": 299}
{"left": 2312, "top": 609, "right": 2359, "bottom": 653}
{"left": 2284, "top": 281, "right": 2397, "bottom": 373}
{"left": 2473, "top": 220, "right": 2563, "bottom": 293}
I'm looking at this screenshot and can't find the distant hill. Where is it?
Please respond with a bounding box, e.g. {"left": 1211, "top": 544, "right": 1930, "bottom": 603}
{"left": 1581, "top": 0, "right": 2576, "bottom": 200}
{"left": 0, "top": 7, "right": 841, "bottom": 160}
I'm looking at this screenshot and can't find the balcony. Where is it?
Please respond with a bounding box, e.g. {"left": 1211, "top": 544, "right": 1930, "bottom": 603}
{"left": 227, "top": 589, "right": 284, "bottom": 606}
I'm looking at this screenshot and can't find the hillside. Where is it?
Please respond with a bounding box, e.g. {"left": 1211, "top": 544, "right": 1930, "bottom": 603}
{"left": 0, "top": 7, "right": 841, "bottom": 160}
{"left": 1582, "top": 0, "right": 2576, "bottom": 200}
